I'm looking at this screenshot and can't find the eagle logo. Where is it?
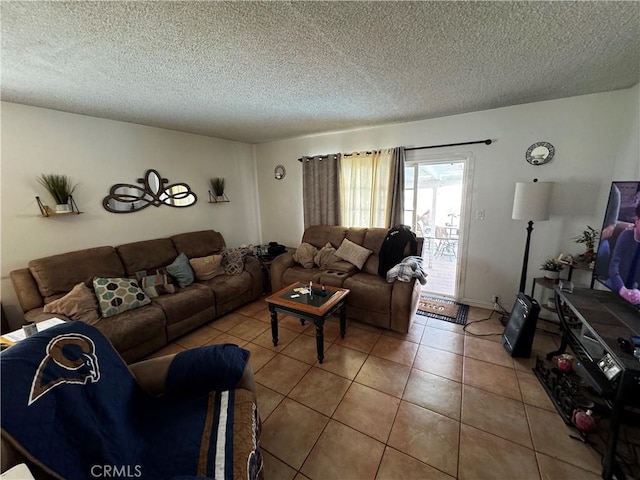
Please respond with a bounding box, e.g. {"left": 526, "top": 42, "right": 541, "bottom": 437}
{"left": 28, "top": 333, "right": 100, "bottom": 405}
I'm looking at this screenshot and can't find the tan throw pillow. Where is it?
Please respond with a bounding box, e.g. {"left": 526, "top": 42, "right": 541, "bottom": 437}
{"left": 190, "top": 254, "right": 224, "bottom": 281}
{"left": 314, "top": 243, "right": 341, "bottom": 269}
{"left": 43, "top": 282, "right": 100, "bottom": 325}
{"left": 293, "top": 242, "right": 318, "bottom": 269}
{"left": 335, "top": 238, "right": 372, "bottom": 270}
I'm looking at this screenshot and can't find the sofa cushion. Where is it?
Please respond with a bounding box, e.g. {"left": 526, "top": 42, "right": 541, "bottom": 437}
{"left": 139, "top": 273, "right": 177, "bottom": 298}
{"left": 282, "top": 266, "right": 322, "bottom": 287}
{"left": 42, "top": 282, "right": 100, "bottom": 324}
{"left": 167, "top": 253, "right": 195, "bottom": 287}
{"left": 335, "top": 238, "right": 372, "bottom": 270}
{"left": 343, "top": 272, "right": 393, "bottom": 313}
{"left": 302, "top": 225, "right": 348, "bottom": 249}
{"left": 190, "top": 254, "right": 224, "bottom": 281}
{"left": 203, "top": 272, "right": 254, "bottom": 305}
{"left": 93, "top": 277, "right": 151, "bottom": 318}
{"left": 151, "top": 283, "right": 215, "bottom": 326}
{"left": 116, "top": 238, "right": 178, "bottom": 276}
{"left": 293, "top": 243, "right": 318, "bottom": 269}
{"left": 222, "top": 247, "right": 251, "bottom": 275}
{"left": 94, "top": 304, "right": 166, "bottom": 352}
{"left": 170, "top": 230, "right": 226, "bottom": 258}
{"left": 29, "top": 247, "right": 125, "bottom": 300}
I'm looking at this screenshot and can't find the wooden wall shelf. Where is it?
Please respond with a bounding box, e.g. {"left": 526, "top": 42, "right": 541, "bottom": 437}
{"left": 36, "top": 195, "right": 82, "bottom": 217}
{"left": 208, "top": 191, "right": 230, "bottom": 203}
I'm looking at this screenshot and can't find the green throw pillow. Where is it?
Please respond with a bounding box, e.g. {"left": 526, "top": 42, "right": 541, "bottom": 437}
{"left": 167, "top": 252, "right": 195, "bottom": 287}
{"left": 93, "top": 277, "right": 151, "bottom": 318}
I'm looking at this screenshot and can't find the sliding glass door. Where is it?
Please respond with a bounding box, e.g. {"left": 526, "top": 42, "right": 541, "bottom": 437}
{"left": 404, "top": 154, "right": 469, "bottom": 299}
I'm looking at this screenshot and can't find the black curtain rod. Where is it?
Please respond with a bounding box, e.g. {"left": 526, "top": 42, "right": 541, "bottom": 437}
{"left": 297, "top": 154, "right": 337, "bottom": 162}
{"left": 298, "top": 139, "right": 491, "bottom": 161}
{"left": 404, "top": 139, "right": 492, "bottom": 151}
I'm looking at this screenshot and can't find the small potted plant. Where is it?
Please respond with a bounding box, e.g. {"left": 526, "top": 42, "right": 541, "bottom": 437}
{"left": 37, "top": 174, "right": 77, "bottom": 213}
{"left": 540, "top": 257, "right": 564, "bottom": 280}
{"left": 574, "top": 226, "right": 599, "bottom": 265}
{"left": 209, "top": 177, "right": 227, "bottom": 202}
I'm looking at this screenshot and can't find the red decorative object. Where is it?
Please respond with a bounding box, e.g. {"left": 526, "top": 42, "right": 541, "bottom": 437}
{"left": 557, "top": 353, "right": 573, "bottom": 372}
{"left": 572, "top": 409, "right": 596, "bottom": 433}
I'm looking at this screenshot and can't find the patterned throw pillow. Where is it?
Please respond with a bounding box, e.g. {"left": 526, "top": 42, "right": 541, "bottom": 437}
{"left": 167, "top": 252, "right": 195, "bottom": 287}
{"left": 293, "top": 242, "right": 318, "bottom": 269}
{"left": 93, "top": 277, "right": 151, "bottom": 318}
{"left": 221, "top": 247, "right": 251, "bottom": 275}
{"left": 140, "top": 273, "right": 177, "bottom": 298}
{"left": 189, "top": 254, "right": 224, "bottom": 281}
{"left": 43, "top": 282, "right": 100, "bottom": 325}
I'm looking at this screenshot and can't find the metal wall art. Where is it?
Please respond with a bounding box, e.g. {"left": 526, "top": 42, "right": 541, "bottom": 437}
{"left": 103, "top": 169, "right": 197, "bottom": 213}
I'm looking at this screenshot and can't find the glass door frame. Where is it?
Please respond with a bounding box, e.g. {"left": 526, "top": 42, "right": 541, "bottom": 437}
{"left": 405, "top": 152, "right": 474, "bottom": 301}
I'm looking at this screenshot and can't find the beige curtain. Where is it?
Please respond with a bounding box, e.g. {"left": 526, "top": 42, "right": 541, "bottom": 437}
{"left": 302, "top": 154, "right": 341, "bottom": 229}
{"left": 340, "top": 149, "right": 395, "bottom": 228}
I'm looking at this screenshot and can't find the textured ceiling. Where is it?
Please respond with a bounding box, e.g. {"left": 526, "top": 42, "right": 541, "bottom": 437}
{"left": 2, "top": 1, "right": 639, "bottom": 144}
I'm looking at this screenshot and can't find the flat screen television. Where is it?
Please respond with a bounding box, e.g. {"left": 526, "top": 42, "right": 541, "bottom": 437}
{"left": 593, "top": 181, "right": 640, "bottom": 309}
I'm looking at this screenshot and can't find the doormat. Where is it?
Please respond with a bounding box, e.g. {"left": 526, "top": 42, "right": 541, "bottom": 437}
{"left": 417, "top": 295, "right": 469, "bottom": 325}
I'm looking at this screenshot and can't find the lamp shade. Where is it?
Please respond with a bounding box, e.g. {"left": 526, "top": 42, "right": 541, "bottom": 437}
{"left": 512, "top": 182, "right": 553, "bottom": 221}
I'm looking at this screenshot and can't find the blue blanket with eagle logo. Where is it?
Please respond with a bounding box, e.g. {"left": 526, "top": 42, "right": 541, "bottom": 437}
{"left": 0, "top": 321, "right": 261, "bottom": 480}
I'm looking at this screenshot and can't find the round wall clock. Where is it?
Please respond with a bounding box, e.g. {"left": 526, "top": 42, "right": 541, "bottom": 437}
{"left": 525, "top": 142, "right": 555, "bottom": 165}
{"left": 274, "top": 165, "right": 286, "bottom": 180}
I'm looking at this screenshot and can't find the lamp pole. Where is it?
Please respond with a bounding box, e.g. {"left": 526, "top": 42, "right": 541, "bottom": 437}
{"left": 519, "top": 220, "right": 534, "bottom": 293}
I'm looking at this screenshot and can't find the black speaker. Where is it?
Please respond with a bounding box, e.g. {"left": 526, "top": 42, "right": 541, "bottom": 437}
{"left": 502, "top": 293, "right": 540, "bottom": 357}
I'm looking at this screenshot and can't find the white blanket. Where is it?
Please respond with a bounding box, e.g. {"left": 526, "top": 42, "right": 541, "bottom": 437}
{"left": 386, "top": 256, "right": 427, "bottom": 285}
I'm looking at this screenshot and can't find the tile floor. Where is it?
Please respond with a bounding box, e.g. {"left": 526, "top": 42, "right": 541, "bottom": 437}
{"left": 148, "top": 300, "right": 606, "bottom": 480}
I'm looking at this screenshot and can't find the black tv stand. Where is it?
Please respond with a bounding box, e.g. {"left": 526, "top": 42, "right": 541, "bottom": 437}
{"left": 534, "top": 287, "right": 640, "bottom": 480}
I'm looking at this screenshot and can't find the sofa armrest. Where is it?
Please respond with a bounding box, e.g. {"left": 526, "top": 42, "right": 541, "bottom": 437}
{"left": 389, "top": 279, "right": 421, "bottom": 334}
{"left": 128, "top": 354, "right": 177, "bottom": 396}
{"left": 270, "top": 252, "right": 296, "bottom": 292}
{"left": 9, "top": 269, "right": 43, "bottom": 314}
{"left": 129, "top": 349, "right": 257, "bottom": 399}
{"left": 243, "top": 256, "right": 263, "bottom": 299}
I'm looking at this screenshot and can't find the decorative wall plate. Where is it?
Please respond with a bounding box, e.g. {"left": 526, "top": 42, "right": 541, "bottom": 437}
{"left": 274, "top": 165, "right": 286, "bottom": 180}
{"left": 525, "top": 142, "right": 555, "bottom": 165}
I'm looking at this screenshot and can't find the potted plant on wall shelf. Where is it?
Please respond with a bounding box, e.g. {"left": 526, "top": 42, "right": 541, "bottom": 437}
{"left": 573, "top": 225, "right": 599, "bottom": 267}
{"left": 540, "top": 258, "right": 564, "bottom": 281}
{"left": 209, "top": 177, "right": 229, "bottom": 203}
{"left": 37, "top": 174, "right": 77, "bottom": 213}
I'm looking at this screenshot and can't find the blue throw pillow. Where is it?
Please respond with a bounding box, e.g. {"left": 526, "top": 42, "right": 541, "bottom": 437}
{"left": 166, "top": 252, "right": 194, "bottom": 287}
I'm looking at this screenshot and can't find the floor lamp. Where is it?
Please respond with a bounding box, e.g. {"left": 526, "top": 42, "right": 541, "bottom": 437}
{"left": 512, "top": 180, "right": 553, "bottom": 294}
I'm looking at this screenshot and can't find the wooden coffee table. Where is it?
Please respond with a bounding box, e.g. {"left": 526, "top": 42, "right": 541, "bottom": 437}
{"left": 265, "top": 282, "right": 350, "bottom": 363}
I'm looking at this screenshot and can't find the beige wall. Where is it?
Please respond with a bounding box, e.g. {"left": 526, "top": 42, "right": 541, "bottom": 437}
{"left": 1, "top": 102, "right": 260, "bottom": 327}
{"left": 255, "top": 86, "right": 640, "bottom": 308}
{"left": 2, "top": 86, "right": 638, "bottom": 325}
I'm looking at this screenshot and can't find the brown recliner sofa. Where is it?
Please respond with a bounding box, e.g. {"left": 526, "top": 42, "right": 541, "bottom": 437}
{"left": 9, "top": 230, "right": 263, "bottom": 363}
{"left": 1, "top": 331, "right": 262, "bottom": 480}
{"left": 270, "top": 225, "right": 424, "bottom": 333}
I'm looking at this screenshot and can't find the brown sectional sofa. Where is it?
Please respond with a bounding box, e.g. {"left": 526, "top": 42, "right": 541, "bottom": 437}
{"left": 10, "top": 230, "right": 263, "bottom": 363}
{"left": 270, "top": 225, "right": 424, "bottom": 333}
